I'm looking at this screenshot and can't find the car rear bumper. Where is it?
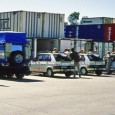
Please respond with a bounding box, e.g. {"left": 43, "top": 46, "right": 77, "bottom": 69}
{"left": 53, "top": 69, "right": 74, "bottom": 73}
{"left": 0, "top": 65, "right": 31, "bottom": 75}
{"left": 87, "top": 67, "right": 106, "bottom": 71}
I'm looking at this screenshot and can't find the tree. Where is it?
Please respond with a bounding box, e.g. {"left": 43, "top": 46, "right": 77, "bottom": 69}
{"left": 68, "top": 12, "right": 80, "bottom": 25}
{"left": 64, "top": 22, "right": 68, "bottom": 26}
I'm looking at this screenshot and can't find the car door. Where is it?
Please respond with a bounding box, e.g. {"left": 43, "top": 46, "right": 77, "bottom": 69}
{"left": 38, "top": 54, "right": 51, "bottom": 72}
{"left": 80, "top": 55, "right": 86, "bottom": 68}
{"left": 80, "top": 55, "right": 90, "bottom": 68}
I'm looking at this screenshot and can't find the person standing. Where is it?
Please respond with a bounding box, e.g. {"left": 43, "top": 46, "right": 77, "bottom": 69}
{"left": 70, "top": 48, "right": 81, "bottom": 78}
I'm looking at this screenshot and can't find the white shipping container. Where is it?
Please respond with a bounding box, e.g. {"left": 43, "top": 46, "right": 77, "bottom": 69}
{"left": 37, "top": 39, "right": 59, "bottom": 52}
{"left": 113, "top": 18, "right": 115, "bottom": 23}
{"left": 60, "top": 39, "right": 86, "bottom": 52}
{"left": 81, "top": 17, "right": 103, "bottom": 25}
{"left": 0, "top": 10, "right": 65, "bottom": 38}
{"left": 81, "top": 17, "right": 115, "bottom": 25}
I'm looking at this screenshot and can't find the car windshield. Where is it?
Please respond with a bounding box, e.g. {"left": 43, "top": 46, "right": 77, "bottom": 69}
{"left": 87, "top": 54, "right": 103, "bottom": 61}
{"left": 54, "top": 53, "right": 71, "bottom": 61}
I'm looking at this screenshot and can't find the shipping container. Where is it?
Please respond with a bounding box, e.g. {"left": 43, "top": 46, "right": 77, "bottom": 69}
{"left": 103, "top": 24, "right": 115, "bottom": 41}
{"left": 60, "top": 38, "right": 114, "bottom": 58}
{"left": 64, "top": 25, "right": 77, "bottom": 38}
{"left": 60, "top": 38, "right": 90, "bottom": 52}
{"left": 93, "top": 42, "right": 114, "bottom": 57}
{"left": 78, "top": 24, "right": 103, "bottom": 41}
{"left": 64, "top": 25, "right": 103, "bottom": 41}
{"left": 27, "top": 38, "right": 59, "bottom": 57}
{"left": 113, "top": 19, "right": 115, "bottom": 23}
{"left": 37, "top": 39, "right": 59, "bottom": 52}
{"left": 0, "top": 10, "right": 64, "bottom": 38}
{"left": 81, "top": 17, "right": 115, "bottom": 25}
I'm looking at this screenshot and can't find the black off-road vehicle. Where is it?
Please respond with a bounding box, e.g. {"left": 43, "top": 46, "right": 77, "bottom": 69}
{"left": 0, "top": 31, "right": 31, "bottom": 79}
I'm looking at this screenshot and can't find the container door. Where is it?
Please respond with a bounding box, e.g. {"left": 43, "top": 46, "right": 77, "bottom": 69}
{"left": 104, "top": 42, "right": 113, "bottom": 54}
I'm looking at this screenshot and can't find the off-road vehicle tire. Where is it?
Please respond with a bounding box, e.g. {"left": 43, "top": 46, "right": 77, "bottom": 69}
{"left": 15, "top": 74, "right": 24, "bottom": 79}
{"left": 9, "top": 51, "right": 24, "bottom": 65}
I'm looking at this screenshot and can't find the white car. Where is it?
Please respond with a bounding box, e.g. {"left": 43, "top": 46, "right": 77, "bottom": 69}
{"left": 80, "top": 54, "right": 106, "bottom": 76}
{"left": 30, "top": 52, "right": 74, "bottom": 77}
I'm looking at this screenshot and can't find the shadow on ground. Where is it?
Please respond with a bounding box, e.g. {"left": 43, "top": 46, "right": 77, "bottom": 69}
{"left": 0, "top": 75, "right": 44, "bottom": 83}
{"left": 34, "top": 74, "right": 92, "bottom": 79}
{"left": 85, "top": 73, "right": 113, "bottom": 78}
{"left": 0, "top": 85, "right": 9, "bottom": 87}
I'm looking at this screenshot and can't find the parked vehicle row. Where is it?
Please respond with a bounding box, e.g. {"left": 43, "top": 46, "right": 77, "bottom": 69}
{"left": 30, "top": 52, "right": 107, "bottom": 77}
{"left": 1, "top": 31, "right": 115, "bottom": 79}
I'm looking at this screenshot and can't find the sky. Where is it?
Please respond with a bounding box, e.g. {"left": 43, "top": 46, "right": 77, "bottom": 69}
{"left": 0, "top": 0, "right": 115, "bottom": 22}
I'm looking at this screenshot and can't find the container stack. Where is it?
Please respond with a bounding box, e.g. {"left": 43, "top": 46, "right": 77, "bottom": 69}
{"left": 0, "top": 10, "right": 65, "bottom": 38}
{"left": 0, "top": 10, "right": 65, "bottom": 56}
{"left": 64, "top": 24, "right": 115, "bottom": 42}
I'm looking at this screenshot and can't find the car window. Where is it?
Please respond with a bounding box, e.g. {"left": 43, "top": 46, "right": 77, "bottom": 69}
{"left": 80, "top": 55, "right": 85, "bottom": 61}
{"left": 54, "top": 53, "right": 71, "bottom": 61}
{"left": 12, "top": 45, "right": 22, "bottom": 51}
{"left": 87, "top": 54, "right": 102, "bottom": 61}
{"left": 111, "top": 56, "right": 115, "bottom": 61}
{"left": 38, "top": 54, "right": 51, "bottom": 61}
{"left": 42, "top": 55, "right": 51, "bottom": 61}
{"left": 38, "top": 54, "right": 43, "bottom": 61}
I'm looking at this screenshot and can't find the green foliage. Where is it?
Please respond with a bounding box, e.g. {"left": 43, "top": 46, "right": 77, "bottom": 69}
{"left": 68, "top": 12, "right": 80, "bottom": 25}
{"left": 64, "top": 22, "right": 68, "bottom": 26}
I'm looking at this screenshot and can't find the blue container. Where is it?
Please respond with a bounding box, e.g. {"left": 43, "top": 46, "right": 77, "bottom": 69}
{"left": 64, "top": 25, "right": 76, "bottom": 38}
{"left": 78, "top": 24, "right": 104, "bottom": 41}
{"left": 64, "top": 24, "right": 104, "bottom": 41}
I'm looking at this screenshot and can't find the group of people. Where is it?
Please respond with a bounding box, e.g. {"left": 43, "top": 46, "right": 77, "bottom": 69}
{"left": 52, "top": 47, "right": 81, "bottom": 78}
{"left": 103, "top": 50, "right": 115, "bottom": 65}
{"left": 51, "top": 47, "right": 115, "bottom": 78}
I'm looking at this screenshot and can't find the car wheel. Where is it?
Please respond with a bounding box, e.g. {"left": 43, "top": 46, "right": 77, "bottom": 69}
{"left": 7, "top": 74, "right": 14, "bottom": 79}
{"left": 65, "top": 72, "right": 71, "bottom": 78}
{"left": 80, "top": 67, "right": 87, "bottom": 75}
{"left": 47, "top": 69, "right": 54, "bottom": 77}
{"left": 15, "top": 74, "right": 24, "bottom": 79}
{"left": 107, "top": 70, "right": 112, "bottom": 75}
{"left": 43, "top": 73, "right": 47, "bottom": 76}
{"left": 95, "top": 70, "right": 102, "bottom": 76}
